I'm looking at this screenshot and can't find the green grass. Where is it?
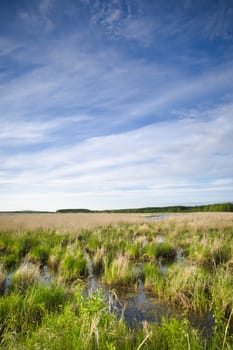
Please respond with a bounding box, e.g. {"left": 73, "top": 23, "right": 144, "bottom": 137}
{"left": 0, "top": 262, "right": 6, "bottom": 293}
{"left": 2, "top": 253, "right": 18, "bottom": 270}
{"left": 0, "top": 285, "right": 206, "bottom": 350}
{"left": 10, "top": 262, "right": 41, "bottom": 293}
{"left": 164, "top": 264, "right": 211, "bottom": 311}
{"left": 143, "top": 262, "right": 165, "bottom": 296}
{"left": 0, "top": 213, "right": 233, "bottom": 349}
{"left": 103, "top": 253, "right": 137, "bottom": 287}
{"left": 59, "top": 247, "right": 87, "bottom": 281}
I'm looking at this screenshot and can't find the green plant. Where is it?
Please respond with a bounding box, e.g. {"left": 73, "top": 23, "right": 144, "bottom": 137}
{"left": 10, "top": 263, "right": 41, "bottom": 293}
{"left": 0, "top": 262, "right": 6, "bottom": 293}
{"left": 27, "top": 245, "right": 50, "bottom": 265}
{"left": 59, "top": 249, "right": 87, "bottom": 281}
{"left": 103, "top": 254, "right": 136, "bottom": 287}
{"left": 155, "top": 242, "right": 176, "bottom": 261}
{"left": 143, "top": 262, "right": 164, "bottom": 296}
{"left": 2, "top": 253, "right": 18, "bottom": 270}
{"left": 165, "top": 264, "right": 210, "bottom": 311}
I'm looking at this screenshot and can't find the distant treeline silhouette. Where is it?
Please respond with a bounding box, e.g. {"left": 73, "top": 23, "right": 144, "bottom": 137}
{"left": 56, "top": 202, "right": 233, "bottom": 213}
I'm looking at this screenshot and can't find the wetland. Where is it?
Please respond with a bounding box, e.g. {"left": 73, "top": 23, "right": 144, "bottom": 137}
{"left": 0, "top": 212, "right": 233, "bottom": 349}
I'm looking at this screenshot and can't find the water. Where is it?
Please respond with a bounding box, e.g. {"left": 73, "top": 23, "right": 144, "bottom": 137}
{"left": 3, "top": 262, "right": 54, "bottom": 295}
{"left": 176, "top": 247, "right": 185, "bottom": 262}
{"left": 2, "top": 255, "right": 214, "bottom": 339}
{"left": 157, "top": 235, "right": 165, "bottom": 243}
{"left": 85, "top": 252, "right": 94, "bottom": 276}
{"left": 4, "top": 273, "right": 13, "bottom": 295}
{"left": 116, "top": 280, "right": 214, "bottom": 338}
{"left": 83, "top": 254, "right": 214, "bottom": 338}
{"left": 41, "top": 265, "right": 54, "bottom": 284}
{"left": 146, "top": 214, "right": 171, "bottom": 222}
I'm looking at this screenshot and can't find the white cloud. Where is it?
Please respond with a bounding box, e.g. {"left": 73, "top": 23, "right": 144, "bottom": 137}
{"left": 1, "top": 102, "right": 232, "bottom": 210}
{"left": 19, "top": 0, "right": 54, "bottom": 33}
{"left": 0, "top": 115, "right": 91, "bottom": 145}
{"left": 1, "top": 1, "right": 233, "bottom": 210}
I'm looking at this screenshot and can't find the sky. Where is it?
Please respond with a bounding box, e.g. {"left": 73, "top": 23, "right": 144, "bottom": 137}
{"left": 0, "top": 0, "right": 233, "bottom": 211}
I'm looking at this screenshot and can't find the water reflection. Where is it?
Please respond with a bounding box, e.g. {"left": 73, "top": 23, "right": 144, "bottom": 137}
{"left": 116, "top": 279, "right": 214, "bottom": 338}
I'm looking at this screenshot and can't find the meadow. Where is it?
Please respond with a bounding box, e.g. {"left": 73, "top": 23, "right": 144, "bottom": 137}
{"left": 0, "top": 212, "right": 233, "bottom": 349}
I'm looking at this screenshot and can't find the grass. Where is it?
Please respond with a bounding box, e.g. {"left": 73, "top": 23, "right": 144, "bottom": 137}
{"left": 0, "top": 212, "right": 144, "bottom": 232}
{"left": 0, "top": 285, "right": 206, "bottom": 350}
{"left": 103, "top": 253, "right": 137, "bottom": 287}
{"left": 0, "top": 212, "right": 233, "bottom": 349}
{"left": 143, "top": 262, "right": 164, "bottom": 296}
{"left": 59, "top": 246, "right": 88, "bottom": 281}
{"left": 0, "top": 263, "right": 6, "bottom": 294}
{"left": 10, "top": 262, "right": 41, "bottom": 293}
{"left": 0, "top": 283, "right": 69, "bottom": 347}
{"left": 164, "top": 264, "right": 211, "bottom": 311}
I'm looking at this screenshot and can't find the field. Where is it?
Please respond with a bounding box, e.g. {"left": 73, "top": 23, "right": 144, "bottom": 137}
{"left": 0, "top": 212, "right": 233, "bottom": 349}
{"left": 0, "top": 212, "right": 145, "bottom": 231}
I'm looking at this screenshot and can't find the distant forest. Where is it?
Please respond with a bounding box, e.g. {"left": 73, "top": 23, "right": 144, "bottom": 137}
{"left": 57, "top": 202, "right": 233, "bottom": 213}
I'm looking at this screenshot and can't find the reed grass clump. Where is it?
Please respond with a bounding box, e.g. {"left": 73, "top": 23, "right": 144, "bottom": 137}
{"left": 2, "top": 253, "right": 18, "bottom": 270}
{"left": 127, "top": 241, "right": 142, "bottom": 259}
{"left": 165, "top": 264, "right": 211, "bottom": 311}
{"left": 144, "top": 262, "right": 164, "bottom": 296}
{"left": 27, "top": 244, "right": 50, "bottom": 265}
{"left": 0, "top": 283, "right": 69, "bottom": 347}
{"left": 155, "top": 242, "right": 177, "bottom": 261}
{"left": 14, "top": 233, "right": 40, "bottom": 259}
{"left": 137, "top": 318, "right": 204, "bottom": 350}
{"left": 211, "top": 268, "right": 233, "bottom": 328}
{"left": 48, "top": 252, "right": 61, "bottom": 273}
{"left": 92, "top": 247, "right": 106, "bottom": 274}
{"left": 142, "top": 241, "right": 176, "bottom": 262}
{"left": 103, "top": 254, "right": 136, "bottom": 286}
{"left": 59, "top": 248, "right": 87, "bottom": 281}
{"left": 10, "top": 262, "right": 41, "bottom": 293}
{"left": 0, "top": 262, "right": 6, "bottom": 293}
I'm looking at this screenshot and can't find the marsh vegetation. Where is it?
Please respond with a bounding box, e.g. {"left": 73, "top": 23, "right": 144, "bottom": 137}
{"left": 0, "top": 213, "right": 233, "bottom": 349}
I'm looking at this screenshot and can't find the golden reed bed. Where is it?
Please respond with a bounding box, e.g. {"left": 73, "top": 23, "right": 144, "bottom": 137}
{"left": 0, "top": 213, "right": 145, "bottom": 232}
{"left": 0, "top": 212, "right": 232, "bottom": 233}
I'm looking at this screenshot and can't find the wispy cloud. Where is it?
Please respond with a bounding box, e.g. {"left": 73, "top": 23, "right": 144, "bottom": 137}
{"left": 1, "top": 101, "right": 232, "bottom": 209}
{"left": 0, "top": 0, "right": 232, "bottom": 210}
{"left": 19, "top": 0, "right": 54, "bottom": 32}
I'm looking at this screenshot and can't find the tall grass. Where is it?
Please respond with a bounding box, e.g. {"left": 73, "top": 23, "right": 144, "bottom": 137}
{"left": 59, "top": 246, "right": 87, "bottom": 281}
{"left": 0, "top": 286, "right": 206, "bottom": 350}
{"left": 164, "top": 264, "right": 211, "bottom": 311}
{"left": 0, "top": 212, "right": 233, "bottom": 349}
{"left": 0, "top": 283, "right": 69, "bottom": 347}
{"left": 10, "top": 262, "right": 41, "bottom": 293}
{"left": 103, "top": 253, "right": 136, "bottom": 287}
{"left": 144, "top": 263, "right": 164, "bottom": 296}
{"left": 0, "top": 263, "right": 6, "bottom": 293}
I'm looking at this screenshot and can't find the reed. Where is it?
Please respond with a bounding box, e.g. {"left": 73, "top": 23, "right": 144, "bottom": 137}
{"left": 143, "top": 262, "right": 164, "bottom": 296}
{"left": 2, "top": 253, "right": 18, "bottom": 270}
{"left": 103, "top": 253, "right": 136, "bottom": 286}
{"left": 165, "top": 264, "right": 211, "bottom": 311}
{"left": 0, "top": 212, "right": 233, "bottom": 349}
{"left": 10, "top": 262, "right": 41, "bottom": 293}
{"left": 92, "top": 247, "right": 106, "bottom": 274}
{"left": 0, "top": 283, "right": 69, "bottom": 348}
{"left": 59, "top": 247, "right": 87, "bottom": 281}
{"left": 0, "top": 262, "right": 6, "bottom": 293}
{"left": 27, "top": 244, "right": 50, "bottom": 265}
{"left": 48, "top": 246, "right": 63, "bottom": 273}
{"left": 211, "top": 268, "right": 233, "bottom": 333}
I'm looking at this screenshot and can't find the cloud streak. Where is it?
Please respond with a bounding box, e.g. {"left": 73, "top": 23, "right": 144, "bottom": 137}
{"left": 0, "top": 0, "right": 232, "bottom": 210}
{"left": 1, "top": 102, "right": 232, "bottom": 209}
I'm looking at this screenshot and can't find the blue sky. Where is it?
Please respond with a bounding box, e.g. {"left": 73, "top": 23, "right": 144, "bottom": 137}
{"left": 0, "top": 0, "right": 233, "bottom": 211}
